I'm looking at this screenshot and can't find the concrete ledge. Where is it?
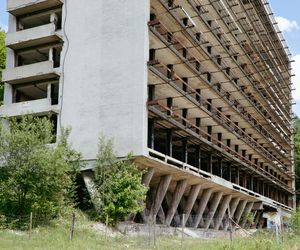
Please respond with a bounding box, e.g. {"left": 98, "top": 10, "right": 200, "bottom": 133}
{"left": 0, "top": 99, "right": 58, "bottom": 117}
{"left": 3, "top": 61, "right": 60, "bottom": 84}
{"left": 7, "top": 0, "right": 63, "bottom": 16}
{"left": 6, "top": 23, "right": 62, "bottom": 50}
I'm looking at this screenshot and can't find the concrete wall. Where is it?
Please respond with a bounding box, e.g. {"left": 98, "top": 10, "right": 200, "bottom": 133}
{"left": 60, "top": 0, "right": 150, "bottom": 160}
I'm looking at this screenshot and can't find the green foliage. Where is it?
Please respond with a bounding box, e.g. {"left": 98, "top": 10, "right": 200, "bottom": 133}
{"left": 0, "top": 30, "right": 5, "bottom": 102}
{"left": 242, "top": 212, "right": 255, "bottom": 226}
{"left": 93, "top": 136, "right": 148, "bottom": 224}
{"left": 294, "top": 117, "right": 300, "bottom": 204}
{"left": 291, "top": 206, "right": 300, "bottom": 233}
{"left": 0, "top": 116, "right": 81, "bottom": 229}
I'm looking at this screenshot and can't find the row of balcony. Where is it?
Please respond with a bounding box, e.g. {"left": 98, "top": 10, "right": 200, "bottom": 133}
{"left": 1, "top": 0, "right": 64, "bottom": 119}
{"left": 207, "top": 0, "right": 292, "bottom": 131}
{"left": 155, "top": 0, "right": 291, "bottom": 149}
{"left": 147, "top": 100, "right": 293, "bottom": 194}
{"left": 148, "top": 19, "right": 291, "bottom": 164}
{"left": 148, "top": 60, "right": 291, "bottom": 176}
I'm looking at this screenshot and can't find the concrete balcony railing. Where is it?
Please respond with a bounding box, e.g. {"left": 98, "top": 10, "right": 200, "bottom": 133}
{"left": 7, "top": 0, "right": 63, "bottom": 16}
{"left": 6, "top": 23, "right": 62, "bottom": 50}
{"left": 2, "top": 61, "right": 60, "bottom": 84}
{"left": 0, "top": 98, "right": 58, "bottom": 118}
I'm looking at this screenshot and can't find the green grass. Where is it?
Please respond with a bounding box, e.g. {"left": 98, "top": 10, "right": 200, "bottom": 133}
{"left": 1, "top": 226, "right": 300, "bottom": 250}
{"left": 0, "top": 213, "right": 299, "bottom": 250}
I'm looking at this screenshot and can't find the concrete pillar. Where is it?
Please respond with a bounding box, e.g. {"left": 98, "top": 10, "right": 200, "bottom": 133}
{"left": 150, "top": 175, "right": 172, "bottom": 221}
{"left": 148, "top": 119, "right": 155, "bottom": 149}
{"left": 214, "top": 195, "right": 232, "bottom": 230}
{"left": 49, "top": 47, "right": 54, "bottom": 62}
{"left": 47, "top": 83, "right": 52, "bottom": 99}
{"left": 234, "top": 200, "right": 247, "bottom": 225}
{"left": 193, "top": 189, "right": 213, "bottom": 228}
{"left": 195, "top": 145, "right": 201, "bottom": 170}
{"left": 223, "top": 197, "right": 240, "bottom": 231}
{"left": 166, "top": 129, "right": 173, "bottom": 157}
{"left": 240, "top": 202, "right": 254, "bottom": 228}
{"left": 135, "top": 168, "right": 155, "bottom": 222}
{"left": 254, "top": 211, "right": 263, "bottom": 228}
{"left": 209, "top": 154, "right": 213, "bottom": 173}
{"left": 204, "top": 192, "right": 223, "bottom": 230}
{"left": 165, "top": 179, "right": 188, "bottom": 226}
{"left": 183, "top": 184, "right": 202, "bottom": 225}
{"left": 82, "top": 171, "right": 101, "bottom": 213}
{"left": 142, "top": 168, "right": 155, "bottom": 186}
{"left": 182, "top": 108, "right": 188, "bottom": 126}
{"left": 182, "top": 139, "right": 188, "bottom": 163}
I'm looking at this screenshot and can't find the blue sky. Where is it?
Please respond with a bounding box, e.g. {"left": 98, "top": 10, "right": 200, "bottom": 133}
{"left": 0, "top": 1, "right": 299, "bottom": 116}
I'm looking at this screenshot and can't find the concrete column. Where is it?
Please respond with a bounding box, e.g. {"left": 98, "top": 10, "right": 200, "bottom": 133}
{"left": 183, "top": 184, "right": 202, "bottom": 225}
{"left": 240, "top": 202, "right": 254, "bottom": 228}
{"left": 209, "top": 154, "right": 213, "bottom": 173}
{"left": 182, "top": 139, "right": 188, "bottom": 163}
{"left": 195, "top": 145, "right": 201, "bottom": 170}
{"left": 193, "top": 189, "right": 213, "bottom": 228}
{"left": 165, "top": 179, "right": 188, "bottom": 226}
{"left": 49, "top": 47, "right": 54, "bottom": 62}
{"left": 135, "top": 168, "right": 155, "bottom": 222}
{"left": 254, "top": 211, "right": 263, "bottom": 228}
{"left": 182, "top": 108, "right": 188, "bottom": 126}
{"left": 150, "top": 175, "right": 172, "bottom": 221}
{"left": 142, "top": 168, "right": 155, "bottom": 186}
{"left": 148, "top": 119, "right": 155, "bottom": 149}
{"left": 214, "top": 195, "right": 232, "bottom": 230}
{"left": 82, "top": 171, "right": 101, "bottom": 213}
{"left": 234, "top": 200, "right": 247, "bottom": 225}
{"left": 204, "top": 192, "right": 223, "bottom": 230}
{"left": 166, "top": 129, "right": 173, "bottom": 157}
{"left": 167, "top": 97, "right": 173, "bottom": 115}
{"left": 47, "top": 83, "right": 52, "bottom": 99}
{"left": 223, "top": 197, "right": 240, "bottom": 231}
{"left": 165, "top": 192, "right": 181, "bottom": 226}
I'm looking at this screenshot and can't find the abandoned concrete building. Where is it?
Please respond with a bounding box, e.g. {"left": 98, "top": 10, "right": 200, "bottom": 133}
{"left": 1, "top": 0, "right": 296, "bottom": 230}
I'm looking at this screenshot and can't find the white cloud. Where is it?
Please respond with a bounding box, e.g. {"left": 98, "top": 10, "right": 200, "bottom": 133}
{"left": 275, "top": 16, "right": 299, "bottom": 33}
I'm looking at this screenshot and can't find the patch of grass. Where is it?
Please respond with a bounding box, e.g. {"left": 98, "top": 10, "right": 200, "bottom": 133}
{"left": 0, "top": 215, "right": 299, "bottom": 250}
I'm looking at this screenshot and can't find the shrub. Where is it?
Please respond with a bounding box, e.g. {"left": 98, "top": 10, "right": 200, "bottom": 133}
{"left": 0, "top": 116, "right": 80, "bottom": 229}
{"left": 93, "top": 136, "right": 148, "bottom": 224}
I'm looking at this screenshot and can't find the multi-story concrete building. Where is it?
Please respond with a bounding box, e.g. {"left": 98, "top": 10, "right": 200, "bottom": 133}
{"left": 2, "top": 0, "right": 295, "bottom": 230}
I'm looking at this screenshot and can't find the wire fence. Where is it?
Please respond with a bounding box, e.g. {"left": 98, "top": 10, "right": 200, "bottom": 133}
{"left": 0, "top": 212, "right": 293, "bottom": 249}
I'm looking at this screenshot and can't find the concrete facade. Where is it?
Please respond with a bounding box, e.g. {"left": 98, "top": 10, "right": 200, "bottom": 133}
{"left": 2, "top": 0, "right": 295, "bottom": 231}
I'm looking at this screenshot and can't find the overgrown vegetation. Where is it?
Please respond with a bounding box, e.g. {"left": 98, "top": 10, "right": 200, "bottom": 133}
{"left": 0, "top": 28, "right": 5, "bottom": 102}
{"left": 93, "top": 136, "right": 148, "bottom": 224}
{"left": 0, "top": 116, "right": 80, "bottom": 229}
{"left": 293, "top": 117, "right": 300, "bottom": 203}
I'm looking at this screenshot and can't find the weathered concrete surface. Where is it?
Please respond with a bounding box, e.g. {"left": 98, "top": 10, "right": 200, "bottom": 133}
{"left": 7, "top": 0, "right": 63, "bottom": 16}
{"left": 6, "top": 23, "right": 62, "bottom": 50}
{"left": 60, "top": 0, "right": 150, "bottom": 160}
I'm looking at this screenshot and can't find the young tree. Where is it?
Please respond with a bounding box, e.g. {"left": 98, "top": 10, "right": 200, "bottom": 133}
{"left": 0, "top": 29, "right": 5, "bottom": 102}
{"left": 0, "top": 116, "right": 80, "bottom": 228}
{"left": 93, "top": 136, "right": 147, "bottom": 224}
{"left": 294, "top": 117, "right": 300, "bottom": 204}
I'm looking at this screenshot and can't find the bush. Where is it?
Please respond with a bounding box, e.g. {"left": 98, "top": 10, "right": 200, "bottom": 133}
{"left": 0, "top": 116, "right": 80, "bottom": 229}
{"left": 93, "top": 136, "right": 148, "bottom": 224}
